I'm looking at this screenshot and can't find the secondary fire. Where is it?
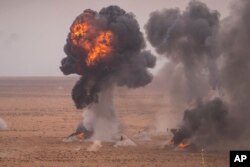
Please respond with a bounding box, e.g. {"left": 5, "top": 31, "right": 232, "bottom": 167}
{"left": 168, "top": 139, "right": 190, "bottom": 149}
{"left": 178, "top": 142, "right": 190, "bottom": 149}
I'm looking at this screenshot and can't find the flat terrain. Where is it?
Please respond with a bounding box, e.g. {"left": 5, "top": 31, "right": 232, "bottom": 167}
{"left": 0, "top": 77, "right": 229, "bottom": 167}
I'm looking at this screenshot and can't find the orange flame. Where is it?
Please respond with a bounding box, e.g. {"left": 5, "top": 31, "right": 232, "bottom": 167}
{"left": 168, "top": 139, "right": 190, "bottom": 149}
{"left": 86, "top": 31, "right": 113, "bottom": 66}
{"left": 70, "top": 22, "right": 113, "bottom": 66}
{"left": 178, "top": 142, "right": 190, "bottom": 149}
{"left": 71, "top": 22, "right": 92, "bottom": 49}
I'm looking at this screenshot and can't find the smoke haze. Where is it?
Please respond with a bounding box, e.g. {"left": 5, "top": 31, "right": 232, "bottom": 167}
{"left": 220, "top": 0, "right": 250, "bottom": 138}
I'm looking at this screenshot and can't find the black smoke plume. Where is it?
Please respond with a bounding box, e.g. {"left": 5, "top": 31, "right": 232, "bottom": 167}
{"left": 146, "top": 0, "right": 250, "bottom": 148}
{"left": 145, "top": 0, "right": 220, "bottom": 100}
{"left": 171, "top": 98, "right": 231, "bottom": 147}
{"left": 60, "top": 6, "right": 156, "bottom": 109}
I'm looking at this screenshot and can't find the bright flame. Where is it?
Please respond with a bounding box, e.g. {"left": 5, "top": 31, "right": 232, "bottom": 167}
{"left": 178, "top": 142, "right": 190, "bottom": 149}
{"left": 70, "top": 22, "right": 93, "bottom": 49}
{"left": 70, "top": 21, "right": 113, "bottom": 66}
{"left": 168, "top": 139, "right": 190, "bottom": 149}
{"left": 86, "top": 31, "right": 113, "bottom": 66}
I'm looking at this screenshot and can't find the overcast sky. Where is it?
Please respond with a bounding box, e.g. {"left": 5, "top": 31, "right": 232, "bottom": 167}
{"left": 0, "top": 0, "right": 231, "bottom": 76}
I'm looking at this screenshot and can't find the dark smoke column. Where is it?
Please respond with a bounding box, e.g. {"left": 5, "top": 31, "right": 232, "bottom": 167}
{"left": 60, "top": 6, "right": 156, "bottom": 141}
{"left": 60, "top": 6, "right": 155, "bottom": 140}
{"left": 145, "top": 0, "right": 222, "bottom": 147}
{"left": 145, "top": 0, "right": 220, "bottom": 100}
{"left": 145, "top": 0, "right": 250, "bottom": 149}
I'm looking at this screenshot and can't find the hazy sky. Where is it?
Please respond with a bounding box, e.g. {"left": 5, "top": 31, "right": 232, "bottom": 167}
{"left": 0, "top": 0, "right": 231, "bottom": 76}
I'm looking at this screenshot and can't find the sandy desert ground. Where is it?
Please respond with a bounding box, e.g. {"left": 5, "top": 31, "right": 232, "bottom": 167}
{"left": 0, "top": 77, "right": 229, "bottom": 167}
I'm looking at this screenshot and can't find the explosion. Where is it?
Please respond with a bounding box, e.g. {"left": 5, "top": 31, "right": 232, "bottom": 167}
{"left": 86, "top": 31, "right": 113, "bottom": 66}
{"left": 146, "top": 0, "right": 250, "bottom": 149}
{"left": 70, "top": 20, "right": 113, "bottom": 66}
{"left": 60, "top": 6, "right": 156, "bottom": 141}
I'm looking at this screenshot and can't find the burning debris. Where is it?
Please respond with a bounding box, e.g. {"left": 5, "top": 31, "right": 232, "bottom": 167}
{"left": 69, "top": 122, "right": 93, "bottom": 139}
{"left": 170, "top": 98, "right": 230, "bottom": 147}
{"left": 63, "top": 122, "right": 93, "bottom": 142}
{"left": 146, "top": 0, "right": 250, "bottom": 149}
{"left": 162, "top": 138, "right": 192, "bottom": 151}
{"left": 60, "top": 6, "right": 155, "bottom": 141}
{"left": 177, "top": 142, "right": 191, "bottom": 149}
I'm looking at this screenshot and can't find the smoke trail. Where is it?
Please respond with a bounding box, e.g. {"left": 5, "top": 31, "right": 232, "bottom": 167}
{"left": 60, "top": 6, "right": 155, "bottom": 140}
{"left": 81, "top": 86, "right": 119, "bottom": 141}
{"left": 146, "top": 0, "right": 250, "bottom": 148}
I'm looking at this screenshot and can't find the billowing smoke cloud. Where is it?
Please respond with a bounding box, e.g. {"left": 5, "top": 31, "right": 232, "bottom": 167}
{"left": 61, "top": 6, "right": 155, "bottom": 109}
{"left": 60, "top": 6, "right": 155, "bottom": 140}
{"left": 145, "top": 0, "right": 222, "bottom": 144}
{"left": 145, "top": 0, "right": 220, "bottom": 100}
{"left": 146, "top": 0, "right": 250, "bottom": 148}
{"left": 171, "top": 98, "right": 232, "bottom": 147}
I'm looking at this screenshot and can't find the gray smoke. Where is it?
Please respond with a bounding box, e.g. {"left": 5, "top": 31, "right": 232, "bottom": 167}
{"left": 61, "top": 6, "right": 155, "bottom": 141}
{"left": 220, "top": 0, "right": 250, "bottom": 138}
{"left": 145, "top": 0, "right": 220, "bottom": 101}
{"left": 146, "top": 0, "right": 250, "bottom": 148}
{"left": 171, "top": 98, "right": 233, "bottom": 147}
{"left": 82, "top": 86, "right": 119, "bottom": 141}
